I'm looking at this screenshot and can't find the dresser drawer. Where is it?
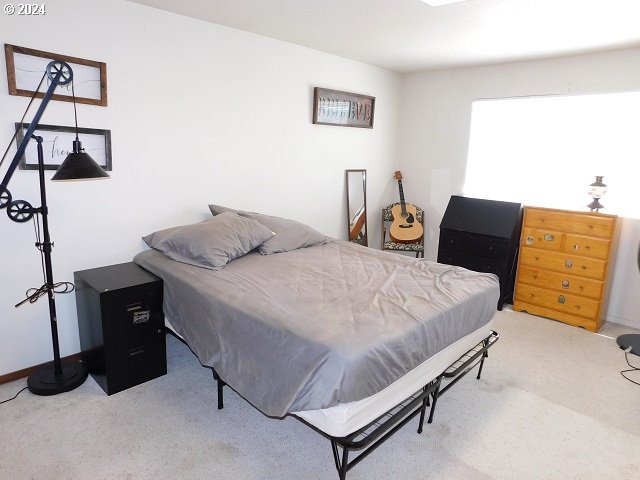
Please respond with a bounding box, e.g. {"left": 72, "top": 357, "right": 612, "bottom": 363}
{"left": 524, "top": 208, "right": 615, "bottom": 239}
{"left": 521, "top": 227, "right": 564, "bottom": 251}
{"left": 519, "top": 246, "right": 607, "bottom": 280}
{"left": 516, "top": 265, "right": 604, "bottom": 299}
{"left": 512, "top": 301, "right": 598, "bottom": 332}
{"left": 515, "top": 284, "right": 599, "bottom": 320}
{"left": 563, "top": 234, "right": 610, "bottom": 260}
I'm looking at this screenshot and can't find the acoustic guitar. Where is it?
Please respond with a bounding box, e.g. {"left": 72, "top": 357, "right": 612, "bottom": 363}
{"left": 389, "top": 171, "right": 424, "bottom": 244}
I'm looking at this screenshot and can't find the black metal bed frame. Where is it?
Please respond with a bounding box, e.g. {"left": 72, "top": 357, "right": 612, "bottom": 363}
{"left": 169, "top": 329, "right": 499, "bottom": 480}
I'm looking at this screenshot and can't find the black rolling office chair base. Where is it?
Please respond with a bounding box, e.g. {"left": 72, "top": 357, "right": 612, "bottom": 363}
{"left": 616, "top": 334, "right": 640, "bottom": 385}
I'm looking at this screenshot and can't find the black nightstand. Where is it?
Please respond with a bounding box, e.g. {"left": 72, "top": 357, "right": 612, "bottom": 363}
{"left": 74, "top": 262, "right": 167, "bottom": 395}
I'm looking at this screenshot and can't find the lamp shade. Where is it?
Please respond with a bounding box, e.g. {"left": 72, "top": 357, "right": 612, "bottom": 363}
{"left": 51, "top": 140, "right": 110, "bottom": 181}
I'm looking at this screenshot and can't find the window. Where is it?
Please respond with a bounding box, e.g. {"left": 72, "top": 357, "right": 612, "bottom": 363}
{"left": 464, "top": 92, "right": 640, "bottom": 217}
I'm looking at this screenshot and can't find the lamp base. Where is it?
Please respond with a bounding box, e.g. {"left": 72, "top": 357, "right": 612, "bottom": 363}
{"left": 27, "top": 360, "right": 88, "bottom": 396}
{"left": 587, "top": 198, "right": 604, "bottom": 212}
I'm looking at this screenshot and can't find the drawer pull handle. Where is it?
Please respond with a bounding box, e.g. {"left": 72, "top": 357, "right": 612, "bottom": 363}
{"left": 561, "top": 280, "right": 570, "bottom": 289}
{"left": 572, "top": 244, "right": 580, "bottom": 251}
{"left": 565, "top": 259, "right": 573, "bottom": 268}
{"left": 544, "top": 233, "right": 554, "bottom": 241}
{"left": 128, "top": 346, "right": 145, "bottom": 356}
{"left": 558, "top": 295, "right": 566, "bottom": 304}
{"left": 526, "top": 236, "right": 534, "bottom": 245}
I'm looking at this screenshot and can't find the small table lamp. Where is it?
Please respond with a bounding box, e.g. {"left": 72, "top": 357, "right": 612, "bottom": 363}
{"left": 0, "top": 60, "right": 109, "bottom": 395}
{"left": 587, "top": 176, "right": 607, "bottom": 212}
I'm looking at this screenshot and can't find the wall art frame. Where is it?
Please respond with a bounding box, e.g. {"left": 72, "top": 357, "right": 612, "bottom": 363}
{"left": 4, "top": 44, "right": 108, "bottom": 106}
{"left": 313, "top": 87, "right": 375, "bottom": 128}
{"left": 15, "top": 123, "right": 112, "bottom": 171}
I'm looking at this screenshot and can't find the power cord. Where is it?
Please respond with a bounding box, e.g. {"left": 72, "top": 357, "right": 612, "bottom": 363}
{"left": 0, "top": 386, "right": 28, "bottom": 405}
{"left": 14, "top": 214, "right": 75, "bottom": 308}
{"left": 14, "top": 282, "right": 75, "bottom": 308}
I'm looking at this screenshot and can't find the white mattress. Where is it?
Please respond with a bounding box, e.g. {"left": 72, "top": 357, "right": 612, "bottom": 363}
{"left": 167, "top": 317, "right": 493, "bottom": 438}
{"left": 293, "top": 321, "right": 493, "bottom": 437}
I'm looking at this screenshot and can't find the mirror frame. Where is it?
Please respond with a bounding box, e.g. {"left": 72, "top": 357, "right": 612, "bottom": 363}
{"left": 345, "top": 169, "right": 368, "bottom": 247}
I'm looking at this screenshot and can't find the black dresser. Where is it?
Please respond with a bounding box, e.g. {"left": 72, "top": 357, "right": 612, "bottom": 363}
{"left": 437, "top": 195, "right": 522, "bottom": 310}
{"left": 75, "top": 262, "right": 166, "bottom": 395}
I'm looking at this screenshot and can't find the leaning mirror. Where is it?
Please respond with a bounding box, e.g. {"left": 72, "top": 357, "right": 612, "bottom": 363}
{"left": 346, "top": 169, "right": 368, "bottom": 247}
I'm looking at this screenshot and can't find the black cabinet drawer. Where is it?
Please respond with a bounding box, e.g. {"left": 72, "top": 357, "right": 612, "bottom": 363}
{"left": 439, "top": 229, "right": 508, "bottom": 260}
{"left": 438, "top": 249, "right": 507, "bottom": 278}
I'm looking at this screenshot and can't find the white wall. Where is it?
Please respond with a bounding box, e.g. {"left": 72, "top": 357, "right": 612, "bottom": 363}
{"left": 398, "top": 47, "right": 640, "bottom": 328}
{"left": 0, "top": 0, "right": 400, "bottom": 375}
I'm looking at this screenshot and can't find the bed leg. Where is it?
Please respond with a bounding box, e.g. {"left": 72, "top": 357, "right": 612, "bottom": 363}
{"left": 417, "top": 386, "right": 429, "bottom": 434}
{"left": 476, "top": 340, "right": 489, "bottom": 380}
{"left": 339, "top": 447, "right": 349, "bottom": 480}
{"left": 427, "top": 381, "right": 441, "bottom": 424}
{"left": 330, "top": 440, "right": 350, "bottom": 480}
{"left": 211, "top": 369, "right": 225, "bottom": 410}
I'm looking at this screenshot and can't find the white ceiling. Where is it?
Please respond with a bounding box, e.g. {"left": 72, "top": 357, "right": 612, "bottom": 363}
{"left": 128, "top": 0, "right": 640, "bottom": 73}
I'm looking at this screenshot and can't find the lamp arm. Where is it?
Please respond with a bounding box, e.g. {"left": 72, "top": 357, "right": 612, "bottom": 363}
{"left": 0, "top": 64, "right": 69, "bottom": 192}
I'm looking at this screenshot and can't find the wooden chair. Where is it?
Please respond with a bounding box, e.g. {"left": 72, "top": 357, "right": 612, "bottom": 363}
{"left": 381, "top": 203, "right": 425, "bottom": 258}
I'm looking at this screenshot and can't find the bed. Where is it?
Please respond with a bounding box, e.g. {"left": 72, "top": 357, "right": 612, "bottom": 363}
{"left": 133, "top": 209, "right": 500, "bottom": 479}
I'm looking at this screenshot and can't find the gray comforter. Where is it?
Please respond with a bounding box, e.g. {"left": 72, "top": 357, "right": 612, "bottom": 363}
{"left": 134, "top": 239, "right": 499, "bottom": 417}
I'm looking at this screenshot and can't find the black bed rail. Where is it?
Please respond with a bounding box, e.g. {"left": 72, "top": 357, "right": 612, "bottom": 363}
{"left": 327, "top": 377, "right": 440, "bottom": 479}
{"left": 421, "top": 330, "right": 499, "bottom": 427}
{"left": 439, "top": 330, "right": 499, "bottom": 396}
{"left": 190, "top": 326, "right": 500, "bottom": 480}
{"left": 324, "top": 330, "right": 500, "bottom": 480}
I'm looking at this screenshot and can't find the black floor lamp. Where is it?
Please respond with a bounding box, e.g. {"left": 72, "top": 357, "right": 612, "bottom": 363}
{"left": 0, "top": 60, "right": 109, "bottom": 395}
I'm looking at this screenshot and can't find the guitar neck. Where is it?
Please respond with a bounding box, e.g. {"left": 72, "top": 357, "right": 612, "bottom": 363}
{"left": 397, "top": 180, "right": 407, "bottom": 215}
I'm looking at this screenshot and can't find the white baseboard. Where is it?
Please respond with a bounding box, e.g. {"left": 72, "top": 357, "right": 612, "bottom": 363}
{"left": 606, "top": 314, "right": 640, "bottom": 330}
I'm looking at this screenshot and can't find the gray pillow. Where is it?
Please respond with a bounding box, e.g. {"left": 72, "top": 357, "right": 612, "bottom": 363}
{"left": 241, "top": 212, "right": 325, "bottom": 254}
{"left": 143, "top": 212, "right": 274, "bottom": 270}
{"left": 208, "top": 204, "right": 326, "bottom": 254}
{"left": 208, "top": 204, "right": 241, "bottom": 216}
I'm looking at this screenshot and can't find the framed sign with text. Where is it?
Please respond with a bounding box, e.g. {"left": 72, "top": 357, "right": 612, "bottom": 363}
{"left": 4, "top": 44, "right": 108, "bottom": 106}
{"left": 15, "top": 123, "right": 112, "bottom": 171}
{"left": 313, "top": 87, "right": 375, "bottom": 128}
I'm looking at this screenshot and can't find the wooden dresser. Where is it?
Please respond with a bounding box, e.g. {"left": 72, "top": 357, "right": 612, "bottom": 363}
{"left": 513, "top": 206, "right": 617, "bottom": 332}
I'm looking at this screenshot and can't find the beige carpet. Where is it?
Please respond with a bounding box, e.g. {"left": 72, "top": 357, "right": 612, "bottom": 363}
{"left": 1, "top": 309, "right": 639, "bottom": 479}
